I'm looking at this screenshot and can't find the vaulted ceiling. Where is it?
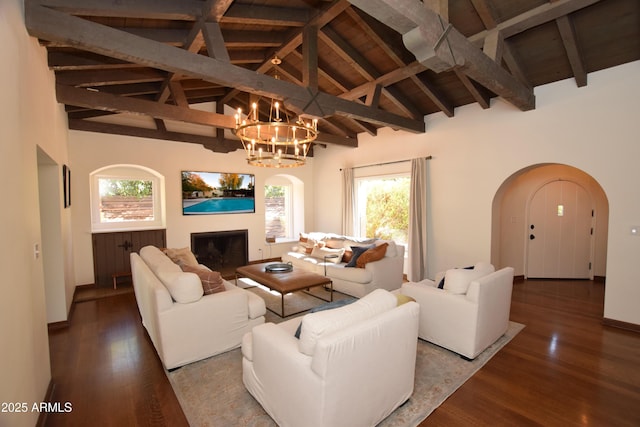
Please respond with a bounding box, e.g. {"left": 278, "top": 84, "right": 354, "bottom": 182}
{"left": 26, "top": 0, "right": 639, "bottom": 153}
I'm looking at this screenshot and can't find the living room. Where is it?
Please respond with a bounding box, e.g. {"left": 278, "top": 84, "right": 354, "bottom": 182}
{"left": 2, "top": 0, "right": 640, "bottom": 426}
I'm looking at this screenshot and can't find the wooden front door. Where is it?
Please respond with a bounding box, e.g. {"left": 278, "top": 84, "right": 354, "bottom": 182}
{"left": 526, "top": 181, "right": 593, "bottom": 279}
{"left": 92, "top": 229, "right": 166, "bottom": 286}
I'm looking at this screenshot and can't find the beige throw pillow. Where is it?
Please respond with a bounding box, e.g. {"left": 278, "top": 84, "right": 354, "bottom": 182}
{"left": 164, "top": 247, "right": 198, "bottom": 267}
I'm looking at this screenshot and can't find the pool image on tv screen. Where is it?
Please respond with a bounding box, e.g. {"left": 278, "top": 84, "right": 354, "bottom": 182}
{"left": 181, "top": 171, "right": 255, "bottom": 215}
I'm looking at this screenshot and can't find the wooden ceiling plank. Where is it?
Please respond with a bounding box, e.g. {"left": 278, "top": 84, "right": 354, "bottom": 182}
{"left": 220, "top": 0, "right": 350, "bottom": 105}
{"left": 221, "top": 4, "right": 309, "bottom": 27}
{"left": 348, "top": 0, "right": 535, "bottom": 111}
{"left": 409, "top": 74, "right": 454, "bottom": 117}
{"left": 27, "top": 3, "right": 424, "bottom": 133}
{"left": 47, "top": 51, "right": 143, "bottom": 71}
{"left": 319, "top": 27, "right": 379, "bottom": 80}
{"left": 37, "top": 0, "right": 202, "bottom": 21}
{"left": 56, "top": 84, "right": 236, "bottom": 128}
{"left": 223, "top": 30, "right": 284, "bottom": 47}
{"left": 556, "top": 15, "right": 587, "bottom": 87}
{"left": 346, "top": 7, "right": 453, "bottom": 118}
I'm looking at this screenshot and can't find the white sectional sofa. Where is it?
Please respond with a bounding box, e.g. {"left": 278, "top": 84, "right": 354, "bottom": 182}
{"left": 130, "top": 245, "right": 266, "bottom": 370}
{"left": 280, "top": 232, "right": 405, "bottom": 298}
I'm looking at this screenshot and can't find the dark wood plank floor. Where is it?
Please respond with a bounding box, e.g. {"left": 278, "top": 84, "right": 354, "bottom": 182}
{"left": 46, "top": 280, "right": 640, "bottom": 426}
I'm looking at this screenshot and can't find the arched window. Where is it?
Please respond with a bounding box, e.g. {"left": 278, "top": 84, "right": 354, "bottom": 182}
{"left": 264, "top": 174, "right": 304, "bottom": 241}
{"left": 90, "top": 165, "right": 165, "bottom": 232}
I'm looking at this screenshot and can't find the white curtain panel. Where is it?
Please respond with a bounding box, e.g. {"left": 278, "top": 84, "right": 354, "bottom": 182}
{"left": 342, "top": 167, "right": 355, "bottom": 236}
{"left": 408, "top": 158, "right": 428, "bottom": 281}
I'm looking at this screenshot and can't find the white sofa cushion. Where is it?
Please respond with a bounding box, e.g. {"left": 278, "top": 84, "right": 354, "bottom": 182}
{"left": 298, "top": 289, "right": 397, "bottom": 356}
{"left": 155, "top": 267, "right": 204, "bottom": 303}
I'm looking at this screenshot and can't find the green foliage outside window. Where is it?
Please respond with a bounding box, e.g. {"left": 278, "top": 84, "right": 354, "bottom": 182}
{"left": 361, "top": 177, "right": 409, "bottom": 244}
{"left": 100, "top": 179, "right": 152, "bottom": 198}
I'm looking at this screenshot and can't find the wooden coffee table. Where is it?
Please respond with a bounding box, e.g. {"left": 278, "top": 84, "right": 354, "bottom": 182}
{"left": 235, "top": 262, "right": 333, "bottom": 317}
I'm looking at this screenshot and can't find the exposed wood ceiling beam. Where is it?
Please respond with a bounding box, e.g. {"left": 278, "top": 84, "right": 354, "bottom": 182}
{"left": 27, "top": 3, "right": 425, "bottom": 133}
{"left": 38, "top": 0, "right": 202, "bottom": 20}
{"left": 56, "top": 84, "right": 236, "bottom": 129}
{"left": 347, "top": 0, "right": 535, "bottom": 111}
{"left": 468, "top": 0, "right": 602, "bottom": 44}
{"left": 556, "top": 15, "right": 587, "bottom": 87}
{"left": 345, "top": 6, "right": 454, "bottom": 117}
{"left": 68, "top": 119, "right": 243, "bottom": 152}
{"left": 55, "top": 69, "right": 165, "bottom": 87}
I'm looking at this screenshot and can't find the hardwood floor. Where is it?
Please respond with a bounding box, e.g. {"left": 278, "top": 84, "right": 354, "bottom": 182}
{"left": 46, "top": 280, "right": 640, "bottom": 426}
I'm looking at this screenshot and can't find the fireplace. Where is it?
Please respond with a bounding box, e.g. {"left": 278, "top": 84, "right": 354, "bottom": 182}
{"left": 191, "top": 230, "right": 248, "bottom": 278}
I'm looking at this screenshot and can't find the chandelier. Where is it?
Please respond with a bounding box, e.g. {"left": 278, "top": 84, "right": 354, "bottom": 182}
{"left": 232, "top": 100, "right": 318, "bottom": 168}
{"left": 232, "top": 57, "right": 318, "bottom": 168}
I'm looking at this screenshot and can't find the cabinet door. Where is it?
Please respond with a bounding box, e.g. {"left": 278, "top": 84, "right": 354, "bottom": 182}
{"left": 92, "top": 231, "right": 133, "bottom": 287}
{"left": 92, "top": 229, "right": 166, "bottom": 286}
{"left": 131, "top": 229, "right": 166, "bottom": 253}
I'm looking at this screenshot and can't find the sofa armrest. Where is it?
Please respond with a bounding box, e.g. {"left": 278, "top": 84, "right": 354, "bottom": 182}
{"left": 249, "top": 323, "right": 324, "bottom": 419}
{"left": 363, "top": 253, "right": 404, "bottom": 291}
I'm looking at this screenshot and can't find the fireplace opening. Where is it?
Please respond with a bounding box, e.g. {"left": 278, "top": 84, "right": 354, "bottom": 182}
{"left": 191, "top": 230, "right": 248, "bottom": 278}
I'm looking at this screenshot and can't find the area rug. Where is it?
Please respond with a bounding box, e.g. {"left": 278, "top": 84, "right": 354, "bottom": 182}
{"left": 167, "top": 292, "right": 524, "bottom": 427}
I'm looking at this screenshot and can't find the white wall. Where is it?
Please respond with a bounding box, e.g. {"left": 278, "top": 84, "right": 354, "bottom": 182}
{"left": 69, "top": 131, "right": 315, "bottom": 285}
{"left": 314, "top": 61, "right": 640, "bottom": 326}
{"left": 0, "top": 0, "right": 71, "bottom": 425}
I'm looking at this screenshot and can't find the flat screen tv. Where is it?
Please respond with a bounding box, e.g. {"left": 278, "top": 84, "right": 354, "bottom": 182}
{"left": 181, "top": 171, "right": 255, "bottom": 215}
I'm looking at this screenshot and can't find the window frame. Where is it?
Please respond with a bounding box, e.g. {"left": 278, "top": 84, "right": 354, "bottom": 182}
{"left": 354, "top": 171, "right": 411, "bottom": 246}
{"left": 90, "top": 165, "right": 165, "bottom": 232}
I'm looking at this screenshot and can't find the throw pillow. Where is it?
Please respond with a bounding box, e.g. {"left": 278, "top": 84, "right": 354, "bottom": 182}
{"left": 396, "top": 294, "right": 415, "bottom": 306}
{"left": 164, "top": 247, "right": 199, "bottom": 267}
{"left": 342, "top": 250, "right": 353, "bottom": 264}
{"left": 356, "top": 242, "right": 388, "bottom": 268}
{"left": 345, "top": 245, "right": 374, "bottom": 267}
{"left": 443, "top": 267, "right": 489, "bottom": 295}
{"left": 310, "top": 246, "right": 346, "bottom": 263}
{"left": 181, "top": 265, "right": 226, "bottom": 295}
{"left": 294, "top": 298, "right": 356, "bottom": 338}
{"left": 437, "top": 265, "right": 473, "bottom": 289}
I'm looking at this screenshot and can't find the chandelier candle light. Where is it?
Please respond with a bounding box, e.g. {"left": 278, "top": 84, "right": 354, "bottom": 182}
{"left": 233, "top": 100, "right": 318, "bottom": 168}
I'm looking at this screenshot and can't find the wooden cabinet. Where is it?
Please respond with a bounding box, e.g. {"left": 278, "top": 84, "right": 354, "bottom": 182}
{"left": 92, "top": 229, "right": 166, "bottom": 287}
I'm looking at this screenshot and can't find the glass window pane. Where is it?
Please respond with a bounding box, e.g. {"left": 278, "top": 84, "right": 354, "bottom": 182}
{"left": 356, "top": 176, "right": 409, "bottom": 245}
{"left": 265, "top": 185, "right": 289, "bottom": 238}
{"left": 98, "top": 178, "right": 154, "bottom": 222}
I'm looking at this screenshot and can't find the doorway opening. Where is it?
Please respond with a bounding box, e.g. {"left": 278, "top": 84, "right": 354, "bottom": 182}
{"left": 491, "top": 164, "right": 609, "bottom": 281}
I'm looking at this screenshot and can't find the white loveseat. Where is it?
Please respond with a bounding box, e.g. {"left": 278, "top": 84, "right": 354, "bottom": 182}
{"left": 400, "top": 263, "right": 514, "bottom": 359}
{"left": 130, "top": 245, "right": 266, "bottom": 370}
{"left": 281, "top": 233, "right": 405, "bottom": 297}
{"left": 242, "top": 289, "right": 419, "bottom": 427}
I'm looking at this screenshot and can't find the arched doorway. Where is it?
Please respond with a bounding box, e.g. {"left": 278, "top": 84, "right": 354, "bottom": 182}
{"left": 492, "top": 164, "right": 609, "bottom": 280}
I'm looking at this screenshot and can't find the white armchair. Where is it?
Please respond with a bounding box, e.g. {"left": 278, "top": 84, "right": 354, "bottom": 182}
{"left": 241, "top": 289, "right": 420, "bottom": 427}
{"left": 400, "top": 264, "right": 514, "bottom": 360}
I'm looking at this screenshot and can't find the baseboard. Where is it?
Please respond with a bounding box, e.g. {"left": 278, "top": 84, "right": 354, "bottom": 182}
{"left": 603, "top": 317, "right": 640, "bottom": 333}
{"left": 47, "top": 320, "right": 69, "bottom": 331}
{"left": 35, "top": 380, "right": 55, "bottom": 427}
